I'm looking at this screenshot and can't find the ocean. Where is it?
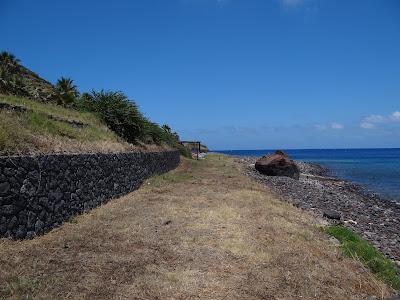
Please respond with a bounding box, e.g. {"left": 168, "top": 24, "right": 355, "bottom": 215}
{"left": 215, "top": 148, "right": 400, "bottom": 202}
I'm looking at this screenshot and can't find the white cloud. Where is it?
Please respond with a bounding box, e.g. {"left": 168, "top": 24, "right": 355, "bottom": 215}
{"left": 314, "top": 122, "right": 344, "bottom": 130}
{"left": 364, "top": 114, "right": 385, "bottom": 123}
{"left": 280, "top": 0, "right": 304, "bottom": 6}
{"left": 391, "top": 111, "right": 400, "bottom": 121}
{"left": 181, "top": 0, "right": 228, "bottom": 5}
{"left": 330, "top": 122, "right": 344, "bottom": 130}
{"left": 360, "top": 122, "right": 375, "bottom": 129}
{"left": 360, "top": 110, "right": 400, "bottom": 129}
{"left": 314, "top": 124, "right": 327, "bottom": 130}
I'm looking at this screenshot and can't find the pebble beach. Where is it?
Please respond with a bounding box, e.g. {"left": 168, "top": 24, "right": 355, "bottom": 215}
{"left": 237, "top": 156, "right": 400, "bottom": 263}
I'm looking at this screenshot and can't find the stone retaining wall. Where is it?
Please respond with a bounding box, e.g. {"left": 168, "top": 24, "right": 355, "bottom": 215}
{"left": 0, "top": 151, "right": 180, "bottom": 239}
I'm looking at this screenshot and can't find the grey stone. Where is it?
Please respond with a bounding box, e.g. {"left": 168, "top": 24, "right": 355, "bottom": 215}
{"left": 329, "top": 236, "right": 341, "bottom": 246}
{"left": 15, "top": 225, "right": 27, "bottom": 239}
{"left": 1, "top": 205, "right": 18, "bottom": 215}
{"left": 323, "top": 210, "right": 341, "bottom": 220}
{"left": 26, "top": 231, "right": 35, "bottom": 239}
{"left": 8, "top": 216, "right": 18, "bottom": 229}
{"left": 52, "top": 192, "right": 63, "bottom": 202}
{"left": 20, "top": 179, "right": 36, "bottom": 196}
{"left": 38, "top": 197, "right": 48, "bottom": 207}
{"left": 14, "top": 196, "right": 27, "bottom": 207}
{"left": 4, "top": 168, "right": 16, "bottom": 176}
{"left": 395, "top": 260, "right": 400, "bottom": 268}
{"left": 0, "top": 223, "right": 6, "bottom": 235}
{"left": 34, "top": 220, "right": 44, "bottom": 234}
{"left": 27, "top": 211, "right": 37, "bottom": 229}
{"left": 0, "top": 182, "right": 10, "bottom": 195}
{"left": 39, "top": 210, "right": 47, "bottom": 221}
{"left": 18, "top": 210, "right": 27, "bottom": 224}
{"left": 27, "top": 170, "right": 39, "bottom": 180}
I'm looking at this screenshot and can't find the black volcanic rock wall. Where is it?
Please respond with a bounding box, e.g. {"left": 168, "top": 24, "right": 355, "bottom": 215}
{"left": 0, "top": 151, "right": 180, "bottom": 239}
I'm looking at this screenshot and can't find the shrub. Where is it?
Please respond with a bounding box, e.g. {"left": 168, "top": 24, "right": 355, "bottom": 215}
{"left": 176, "top": 143, "right": 192, "bottom": 158}
{"left": 141, "top": 120, "right": 191, "bottom": 157}
{"left": 76, "top": 90, "right": 145, "bottom": 143}
{"left": 75, "top": 90, "right": 190, "bottom": 155}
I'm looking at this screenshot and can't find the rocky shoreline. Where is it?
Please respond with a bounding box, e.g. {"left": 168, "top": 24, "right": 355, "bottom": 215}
{"left": 236, "top": 156, "right": 400, "bottom": 263}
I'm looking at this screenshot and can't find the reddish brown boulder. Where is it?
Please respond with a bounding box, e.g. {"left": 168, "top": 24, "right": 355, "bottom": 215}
{"left": 255, "top": 150, "right": 300, "bottom": 180}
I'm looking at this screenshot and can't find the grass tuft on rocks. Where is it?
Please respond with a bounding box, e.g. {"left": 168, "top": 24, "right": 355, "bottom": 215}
{"left": 324, "top": 225, "right": 400, "bottom": 291}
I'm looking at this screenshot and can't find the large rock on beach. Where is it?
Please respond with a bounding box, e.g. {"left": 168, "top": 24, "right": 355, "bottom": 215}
{"left": 323, "top": 210, "right": 341, "bottom": 220}
{"left": 255, "top": 150, "right": 300, "bottom": 180}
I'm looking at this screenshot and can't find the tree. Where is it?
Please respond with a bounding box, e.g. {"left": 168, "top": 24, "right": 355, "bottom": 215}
{"left": 55, "top": 77, "right": 79, "bottom": 105}
{"left": 162, "top": 124, "right": 171, "bottom": 134}
{"left": 0, "top": 51, "right": 20, "bottom": 67}
{"left": 172, "top": 131, "right": 180, "bottom": 142}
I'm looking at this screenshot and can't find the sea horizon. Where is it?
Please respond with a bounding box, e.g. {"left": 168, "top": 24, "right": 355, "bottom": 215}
{"left": 213, "top": 147, "right": 400, "bottom": 152}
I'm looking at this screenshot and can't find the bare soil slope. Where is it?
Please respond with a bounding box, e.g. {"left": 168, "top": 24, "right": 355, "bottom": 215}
{"left": 0, "top": 155, "right": 393, "bottom": 299}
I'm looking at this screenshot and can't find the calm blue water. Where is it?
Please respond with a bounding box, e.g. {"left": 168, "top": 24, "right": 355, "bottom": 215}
{"left": 215, "top": 148, "right": 400, "bottom": 201}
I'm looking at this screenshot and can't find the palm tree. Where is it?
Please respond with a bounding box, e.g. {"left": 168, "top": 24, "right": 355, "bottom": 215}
{"left": 55, "top": 77, "right": 79, "bottom": 105}
{"left": 0, "top": 51, "right": 20, "bottom": 66}
{"left": 162, "top": 124, "right": 171, "bottom": 134}
{"left": 56, "top": 77, "right": 79, "bottom": 97}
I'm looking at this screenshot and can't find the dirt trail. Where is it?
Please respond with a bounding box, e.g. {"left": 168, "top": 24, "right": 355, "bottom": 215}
{"left": 0, "top": 155, "right": 393, "bottom": 299}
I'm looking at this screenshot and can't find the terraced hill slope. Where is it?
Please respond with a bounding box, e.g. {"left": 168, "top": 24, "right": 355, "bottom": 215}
{"left": 0, "top": 94, "right": 142, "bottom": 155}
{"left": 0, "top": 52, "right": 190, "bottom": 156}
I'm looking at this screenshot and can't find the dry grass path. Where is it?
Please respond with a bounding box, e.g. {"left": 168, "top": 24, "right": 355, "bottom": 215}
{"left": 0, "top": 155, "right": 393, "bottom": 299}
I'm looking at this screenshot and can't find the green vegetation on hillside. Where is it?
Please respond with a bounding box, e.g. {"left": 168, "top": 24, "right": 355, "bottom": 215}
{"left": 75, "top": 90, "right": 191, "bottom": 157}
{"left": 0, "top": 51, "right": 56, "bottom": 101}
{"left": 0, "top": 51, "right": 193, "bottom": 157}
{"left": 324, "top": 225, "right": 400, "bottom": 291}
{"left": 0, "top": 52, "right": 27, "bottom": 97}
{"left": 0, "top": 94, "right": 123, "bottom": 155}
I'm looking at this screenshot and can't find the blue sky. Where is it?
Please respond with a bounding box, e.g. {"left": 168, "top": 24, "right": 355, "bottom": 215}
{"left": 1, "top": 0, "right": 400, "bottom": 150}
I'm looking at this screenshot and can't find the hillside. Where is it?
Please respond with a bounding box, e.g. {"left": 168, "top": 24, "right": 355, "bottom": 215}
{"left": 0, "top": 52, "right": 191, "bottom": 156}
{"left": 10, "top": 64, "right": 56, "bottom": 102}
{"left": 0, "top": 94, "right": 138, "bottom": 155}
{"left": 0, "top": 52, "right": 56, "bottom": 102}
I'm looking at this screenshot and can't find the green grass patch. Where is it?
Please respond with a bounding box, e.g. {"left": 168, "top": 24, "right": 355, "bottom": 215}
{"left": 324, "top": 225, "right": 400, "bottom": 291}
{"left": 25, "top": 111, "right": 118, "bottom": 142}
{"left": 0, "top": 110, "right": 33, "bottom": 153}
{"left": 0, "top": 94, "right": 100, "bottom": 125}
{"left": 0, "top": 94, "right": 124, "bottom": 154}
{"left": 150, "top": 173, "right": 194, "bottom": 186}
{"left": 67, "top": 217, "right": 79, "bottom": 224}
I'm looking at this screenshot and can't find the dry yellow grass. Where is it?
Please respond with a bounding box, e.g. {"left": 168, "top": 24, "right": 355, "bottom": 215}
{"left": 0, "top": 154, "right": 394, "bottom": 299}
